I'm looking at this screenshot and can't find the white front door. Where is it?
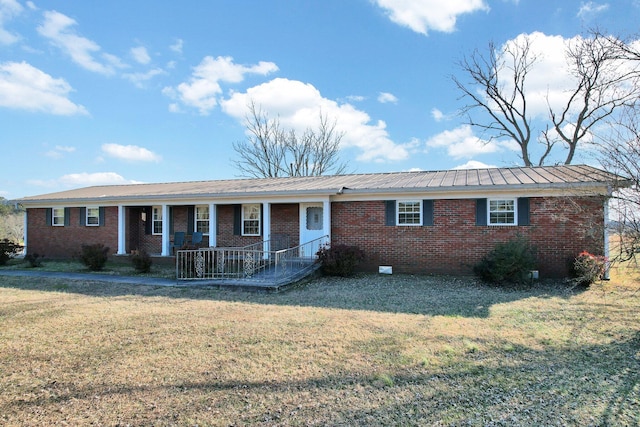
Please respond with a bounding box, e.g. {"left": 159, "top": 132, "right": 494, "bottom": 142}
{"left": 300, "top": 203, "right": 325, "bottom": 257}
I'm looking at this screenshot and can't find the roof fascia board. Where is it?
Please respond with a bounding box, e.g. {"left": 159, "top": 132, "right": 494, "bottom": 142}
{"left": 19, "top": 194, "right": 333, "bottom": 208}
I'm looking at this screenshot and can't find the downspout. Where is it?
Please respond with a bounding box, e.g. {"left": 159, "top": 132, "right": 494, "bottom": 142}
{"left": 22, "top": 207, "right": 27, "bottom": 255}
{"left": 603, "top": 186, "right": 611, "bottom": 280}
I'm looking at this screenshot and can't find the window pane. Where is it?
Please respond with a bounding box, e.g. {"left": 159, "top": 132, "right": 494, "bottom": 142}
{"left": 398, "top": 201, "right": 421, "bottom": 225}
{"left": 87, "top": 207, "right": 99, "bottom": 225}
{"left": 306, "top": 207, "right": 323, "bottom": 230}
{"left": 53, "top": 208, "right": 64, "bottom": 226}
{"left": 242, "top": 204, "right": 260, "bottom": 235}
{"left": 152, "top": 206, "right": 163, "bottom": 234}
{"left": 489, "top": 199, "right": 515, "bottom": 225}
{"left": 196, "top": 206, "right": 209, "bottom": 220}
{"left": 196, "top": 206, "right": 209, "bottom": 234}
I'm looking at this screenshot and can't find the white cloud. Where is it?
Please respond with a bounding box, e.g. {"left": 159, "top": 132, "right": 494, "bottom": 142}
{"left": 346, "top": 95, "right": 365, "bottom": 102}
{"left": 123, "top": 68, "right": 165, "bottom": 88}
{"left": 102, "top": 143, "right": 162, "bottom": 162}
{"left": 577, "top": 2, "right": 609, "bottom": 19}
{"left": 378, "top": 92, "right": 398, "bottom": 104}
{"left": 0, "top": 0, "right": 23, "bottom": 44}
{"left": 490, "top": 31, "right": 640, "bottom": 133}
{"left": 426, "top": 125, "right": 508, "bottom": 158}
{"left": 44, "top": 145, "right": 76, "bottom": 159}
{"left": 164, "top": 55, "right": 279, "bottom": 115}
{"left": 170, "top": 38, "right": 183, "bottom": 54}
{"left": 492, "top": 31, "right": 630, "bottom": 122}
{"left": 29, "top": 172, "right": 142, "bottom": 189}
{"left": 374, "top": 0, "right": 489, "bottom": 35}
{"left": 454, "top": 160, "right": 497, "bottom": 169}
{"left": 431, "top": 108, "right": 445, "bottom": 122}
{"left": 131, "top": 46, "right": 151, "bottom": 64}
{"left": 0, "top": 61, "right": 88, "bottom": 115}
{"left": 221, "top": 77, "right": 410, "bottom": 162}
{"left": 37, "top": 10, "right": 125, "bottom": 75}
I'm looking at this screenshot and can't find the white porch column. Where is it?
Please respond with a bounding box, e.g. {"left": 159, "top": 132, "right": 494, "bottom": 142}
{"left": 262, "top": 202, "right": 271, "bottom": 255}
{"left": 117, "top": 205, "right": 126, "bottom": 255}
{"left": 161, "top": 204, "right": 170, "bottom": 256}
{"left": 209, "top": 203, "right": 217, "bottom": 247}
{"left": 323, "top": 199, "right": 331, "bottom": 245}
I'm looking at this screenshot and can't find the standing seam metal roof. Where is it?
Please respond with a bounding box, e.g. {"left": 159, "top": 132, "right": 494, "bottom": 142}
{"left": 18, "top": 165, "right": 625, "bottom": 202}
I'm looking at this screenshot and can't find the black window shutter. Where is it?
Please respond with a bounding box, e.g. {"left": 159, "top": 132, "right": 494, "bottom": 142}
{"left": 45, "top": 208, "right": 52, "bottom": 226}
{"left": 99, "top": 207, "right": 105, "bottom": 226}
{"left": 64, "top": 208, "right": 71, "bottom": 226}
{"left": 233, "top": 204, "right": 241, "bottom": 235}
{"left": 79, "top": 207, "right": 86, "bottom": 226}
{"left": 260, "top": 204, "right": 264, "bottom": 237}
{"left": 517, "top": 197, "right": 530, "bottom": 226}
{"left": 476, "top": 199, "right": 487, "bottom": 226}
{"left": 144, "top": 207, "right": 152, "bottom": 235}
{"left": 187, "top": 206, "right": 195, "bottom": 234}
{"left": 385, "top": 201, "right": 396, "bottom": 226}
{"left": 422, "top": 200, "right": 434, "bottom": 226}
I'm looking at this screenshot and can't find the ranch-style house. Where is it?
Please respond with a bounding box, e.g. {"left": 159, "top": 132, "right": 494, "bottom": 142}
{"left": 18, "top": 165, "right": 624, "bottom": 279}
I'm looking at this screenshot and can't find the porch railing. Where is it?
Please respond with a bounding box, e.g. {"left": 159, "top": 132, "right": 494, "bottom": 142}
{"left": 176, "top": 235, "right": 328, "bottom": 285}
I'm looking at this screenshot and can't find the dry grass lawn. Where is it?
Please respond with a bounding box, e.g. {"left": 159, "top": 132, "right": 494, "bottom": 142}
{"left": 0, "top": 267, "right": 638, "bottom": 426}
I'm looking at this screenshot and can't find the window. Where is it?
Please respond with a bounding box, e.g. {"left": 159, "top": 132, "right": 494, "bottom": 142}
{"left": 242, "top": 204, "right": 260, "bottom": 236}
{"left": 52, "top": 208, "right": 65, "bottom": 226}
{"left": 489, "top": 199, "right": 516, "bottom": 225}
{"left": 306, "top": 207, "right": 323, "bottom": 230}
{"left": 195, "top": 205, "right": 209, "bottom": 235}
{"left": 397, "top": 201, "right": 422, "bottom": 225}
{"left": 86, "top": 207, "right": 100, "bottom": 226}
{"left": 152, "top": 206, "right": 163, "bottom": 235}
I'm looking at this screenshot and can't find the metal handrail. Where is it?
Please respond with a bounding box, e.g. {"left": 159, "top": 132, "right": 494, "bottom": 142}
{"left": 176, "top": 235, "right": 328, "bottom": 285}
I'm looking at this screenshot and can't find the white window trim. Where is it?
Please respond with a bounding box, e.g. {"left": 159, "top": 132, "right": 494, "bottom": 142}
{"left": 195, "top": 205, "right": 210, "bottom": 236}
{"left": 152, "top": 206, "right": 163, "bottom": 235}
{"left": 488, "top": 198, "right": 518, "bottom": 226}
{"left": 396, "top": 200, "right": 422, "bottom": 226}
{"left": 52, "top": 207, "right": 65, "bottom": 227}
{"left": 86, "top": 206, "right": 100, "bottom": 226}
{"left": 242, "top": 203, "right": 261, "bottom": 236}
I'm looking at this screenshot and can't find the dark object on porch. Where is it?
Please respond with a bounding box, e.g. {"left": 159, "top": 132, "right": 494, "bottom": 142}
{"left": 191, "top": 232, "right": 203, "bottom": 248}
{"left": 171, "top": 232, "right": 185, "bottom": 254}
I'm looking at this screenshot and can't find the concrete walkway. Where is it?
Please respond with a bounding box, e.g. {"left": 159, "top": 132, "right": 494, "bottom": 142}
{"left": 0, "top": 270, "right": 178, "bottom": 287}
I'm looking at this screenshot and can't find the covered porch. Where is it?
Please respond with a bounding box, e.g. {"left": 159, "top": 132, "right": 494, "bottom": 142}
{"left": 114, "top": 199, "right": 331, "bottom": 259}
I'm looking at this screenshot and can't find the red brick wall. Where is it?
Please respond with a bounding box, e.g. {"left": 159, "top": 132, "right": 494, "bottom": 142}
{"left": 26, "top": 197, "right": 604, "bottom": 278}
{"left": 27, "top": 207, "right": 119, "bottom": 258}
{"left": 271, "top": 204, "right": 299, "bottom": 247}
{"left": 331, "top": 197, "right": 605, "bottom": 278}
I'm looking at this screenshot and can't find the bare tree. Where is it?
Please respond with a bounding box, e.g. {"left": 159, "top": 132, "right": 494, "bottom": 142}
{"left": 453, "top": 37, "right": 538, "bottom": 165}
{"left": 598, "top": 105, "right": 640, "bottom": 263}
{"left": 453, "top": 31, "right": 640, "bottom": 166}
{"left": 233, "top": 101, "right": 348, "bottom": 178}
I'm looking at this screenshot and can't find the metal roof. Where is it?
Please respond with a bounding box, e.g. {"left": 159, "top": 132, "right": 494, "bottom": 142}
{"left": 18, "top": 165, "right": 626, "bottom": 204}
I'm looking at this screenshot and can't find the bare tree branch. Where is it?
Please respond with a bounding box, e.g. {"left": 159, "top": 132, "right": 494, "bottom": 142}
{"left": 454, "top": 30, "right": 640, "bottom": 166}
{"left": 233, "top": 101, "right": 347, "bottom": 178}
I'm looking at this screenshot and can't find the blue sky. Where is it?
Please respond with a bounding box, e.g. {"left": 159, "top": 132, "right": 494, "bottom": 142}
{"left": 1, "top": 0, "right": 640, "bottom": 199}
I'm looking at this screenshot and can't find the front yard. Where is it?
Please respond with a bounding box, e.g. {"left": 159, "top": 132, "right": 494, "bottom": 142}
{"left": 0, "top": 269, "right": 638, "bottom": 426}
